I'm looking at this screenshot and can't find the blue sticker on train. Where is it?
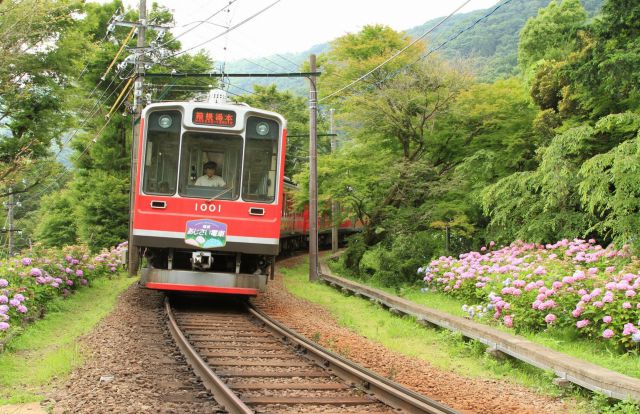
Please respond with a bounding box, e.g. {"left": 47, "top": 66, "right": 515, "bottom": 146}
{"left": 185, "top": 219, "right": 227, "bottom": 248}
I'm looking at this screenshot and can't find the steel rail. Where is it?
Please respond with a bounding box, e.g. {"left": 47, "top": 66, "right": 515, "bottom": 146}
{"left": 247, "top": 304, "right": 459, "bottom": 414}
{"left": 164, "top": 297, "right": 253, "bottom": 414}
{"left": 317, "top": 263, "right": 640, "bottom": 403}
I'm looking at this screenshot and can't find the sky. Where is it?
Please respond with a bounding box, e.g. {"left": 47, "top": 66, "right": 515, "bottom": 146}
{"left": 93, "top": 0, "right": 499, "bottom": 62}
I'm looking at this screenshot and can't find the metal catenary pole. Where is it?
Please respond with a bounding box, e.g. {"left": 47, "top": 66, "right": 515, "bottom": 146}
{"left": 329, "top": 108, "right": 339, "bottom": 254}
{"left": 308, "top": 54, "right": 319, "bottom": 281}
{"left": 128, "top": 0, "right": 146, "bottom": 275}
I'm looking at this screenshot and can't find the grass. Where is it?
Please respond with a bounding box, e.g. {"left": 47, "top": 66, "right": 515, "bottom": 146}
{"left": 280, "top": 259, "right": 585, "bottom": 400}
{"left": 327, "top": 259, "right": 640, "bottom": 379}
{"left": 0, "top": 275, "right": 136, "bottom": 405}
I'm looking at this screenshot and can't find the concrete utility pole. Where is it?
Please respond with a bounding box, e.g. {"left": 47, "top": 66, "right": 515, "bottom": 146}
{"left": 329, "top": 108, "right": 338, "bottom": 254}
{"left": 128, "top": 0, "right": 146, "bottom": 276}
{"left": 308, "top": 54, "right": 319, "bottom": 281}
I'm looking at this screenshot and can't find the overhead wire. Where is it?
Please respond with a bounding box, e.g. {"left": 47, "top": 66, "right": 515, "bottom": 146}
{"left": 78, "top": 8, "right": 123, "bottom": 79}
{"left": 21, "top": 87, "right": 134, "bottom": 205}
{"left": 51, "top": 73, "right": 130, "bottom": 160}
{"left": 319, "top": 0, "right": 473, "bottom": 103}
{"left": 161, "top": 0, "right": 282, "bottom": 61}
{"left": 367, "top": 0, "right": 517, "bottom": 92}
{"left": 156, "top": 0, "right": 239, "bottom": 48}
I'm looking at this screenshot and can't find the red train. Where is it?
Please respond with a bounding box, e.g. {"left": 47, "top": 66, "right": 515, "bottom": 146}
{"left": 131, "top": 101, "right": 356, "bottom": 296}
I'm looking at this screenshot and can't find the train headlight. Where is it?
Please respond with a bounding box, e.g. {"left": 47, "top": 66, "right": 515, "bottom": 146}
{"left": 158, "top": 115, "right": 173, "bottom": 129}
{"left": 256, "top": 122, "right": 270, "bottom": 136}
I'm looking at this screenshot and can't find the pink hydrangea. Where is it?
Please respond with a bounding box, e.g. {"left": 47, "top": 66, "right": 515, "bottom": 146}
{"left": 623, "top": 323, "right": 638, "bottom": 336}
{"left": 602, "top": 329, "right": 615, "bottom": 339}
{"left": 503, "top": 315, "right": 513, "bottom": 328}
{"left": 576, "top": 319, "right": 590, "bottom": 329}
{"left": 544, "top": 314, "right": 556, "bottom": 324}
{"left": 603, "top": 315, "right": 612, "bottom": 323}
{"left": 623, "top": 302, "right": 632, "bottom": 309}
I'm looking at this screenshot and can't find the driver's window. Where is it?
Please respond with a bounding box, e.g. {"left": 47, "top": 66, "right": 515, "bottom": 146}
{"left": 179, "top": 132, "right": 242, "bottom": 200}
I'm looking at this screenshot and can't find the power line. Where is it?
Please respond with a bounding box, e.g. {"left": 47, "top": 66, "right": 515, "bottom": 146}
{"left": 20, "top": 88, "right": 133, "bottom": 205}
{"left": 371, "top": 0, "right": 517, "bottom": 91}
{"left": 157, "top": 0, "right": 238, "bottom": 48}
{"left": 319, "top": 0, "right": 472, "bottom": 103}
{"left": 162, "top": 0, "right": 282, "bottom": 61}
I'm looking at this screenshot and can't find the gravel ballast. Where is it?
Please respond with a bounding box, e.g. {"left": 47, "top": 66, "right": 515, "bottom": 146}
{"left": 252, "top": 256, "right": 576, "bottom": 414}
{"left": 47, "top": 258, "right": 575, "bottom": 413}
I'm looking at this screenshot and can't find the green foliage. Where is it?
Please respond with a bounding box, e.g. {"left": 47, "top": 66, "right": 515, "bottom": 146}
{"left": 518, "top": 0, "right": 588, "bottom": 71}
{"left": 407, "top": 0, "right": 601, "bottom": 82}
{"left": 592, "top": 394, "right": 640, "bottom": 414}
{"left": 372, "top": 232, "right": 441, "bottom": 287}
{"left": 579, "top": 113, "right": 640, "bottom": 248}
{"left": 34, "top": 190, "right": 78, "bottom": 247}
{"left": 482, "top": 126, "right": 597, "bottom": 243}
{"left": 238, "top": 84, "right": 314, "bottom": 176}
{"left": 73, "top": 171, "right": 129, "bottom": 250}
{"left": 0, "top": 0, "right": 84, "bottom": 187}
{"left": 568, "top": 0, "right": 640, "bottom": 118}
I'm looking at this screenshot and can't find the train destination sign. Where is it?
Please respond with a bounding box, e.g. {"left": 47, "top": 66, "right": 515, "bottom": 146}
{"left": 185, "top": 219, "right": 227, "bottom": 248}
{"left": 192, "top": 108, "right": 236, "bottom": 127}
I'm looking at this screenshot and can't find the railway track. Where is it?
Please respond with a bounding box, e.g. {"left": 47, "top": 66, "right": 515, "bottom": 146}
{"left": 166, "top": 296, "right": 458, "bottom": 414}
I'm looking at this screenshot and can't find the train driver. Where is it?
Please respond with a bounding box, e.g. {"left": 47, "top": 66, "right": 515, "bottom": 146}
{"left": 195, "top": 161, "right": 226, "bottom": 187}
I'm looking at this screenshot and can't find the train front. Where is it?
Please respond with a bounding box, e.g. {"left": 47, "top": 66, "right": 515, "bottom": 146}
{"left": 132, "top": 102, "right": 287, "bottom": 295}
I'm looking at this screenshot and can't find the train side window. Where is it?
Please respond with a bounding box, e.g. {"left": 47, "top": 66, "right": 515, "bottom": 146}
{"left": 142, "top": 111, "right": 181, "bottom": 195}
{"left": 179, "top": 131, "right": 242, "bottom": 200}
{"left": 242, "top": 117, "right": 280, "bottom": 203}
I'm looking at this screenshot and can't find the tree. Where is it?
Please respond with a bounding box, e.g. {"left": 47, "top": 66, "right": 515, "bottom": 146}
{"left": 31, "top": 1, "right": 217, "bottom": 251}
{"left": 0, "top": 0, "right": 84, "bottom": 194}
{"left": 568, "top": 0, "right": 640, "bottom": 118}
{"left": 518, "top": 0, "right": 588, "bottom": 71}
{"left": 578, "top": 113, "right": 640, "bottom": 247}
{"left": 238, "top": 85, "right": 310, "bottom": 177}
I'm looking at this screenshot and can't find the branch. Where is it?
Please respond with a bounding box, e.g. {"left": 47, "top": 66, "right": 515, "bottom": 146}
{"left": 0, "top": 179, "right": 42, "bottom": 198}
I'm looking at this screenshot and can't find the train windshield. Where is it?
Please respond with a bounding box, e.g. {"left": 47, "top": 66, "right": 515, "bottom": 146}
{"left": 178, "top": 132, "right": 242, "bottom": 200}
{"left": 142, "top": 110, "right": 281, "bottom": 202}
{"left": 242, "top": 116, "right": 279, "bottom": 203}
{"left": 142, "top": 111, "right": 181, "bottom": 195}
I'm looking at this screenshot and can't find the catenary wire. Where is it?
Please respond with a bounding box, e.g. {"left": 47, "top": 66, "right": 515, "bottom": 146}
{"left": 156, "top": 0, "right": 239, "bottom": 48}
{"left": 319, "top": 0, "right": 472, "bottom": 102}
{"left": 367, "top": 0, "right": 517, "bottom": 92}
{"left": 20, "top": 87, "right": 133, "bottom": 205}
{"left": 161, "top": 0, "right": 281, "bottom": 61}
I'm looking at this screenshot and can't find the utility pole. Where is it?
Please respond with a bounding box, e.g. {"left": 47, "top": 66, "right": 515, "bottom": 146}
{"left": 7, "top": 190, "right": 14, "bottom": 256}
{"left": 2, "top": 189, "right": 22, "bottom": 256}
{"left": 127, "top": 0, "right": 146, "bottom": 276}
{"left": 308, "top": 54, "right": 319, "bottom": 281}
{"left": 329, "top": 108, "right": 338, "bottom": 254}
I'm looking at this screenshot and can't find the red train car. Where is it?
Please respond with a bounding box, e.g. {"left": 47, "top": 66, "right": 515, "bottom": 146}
{"left": 132, "top": 101, "right": 287, "bottom": 295}
{"left": 280, "top": 178, "right": 360, "bottom": 252}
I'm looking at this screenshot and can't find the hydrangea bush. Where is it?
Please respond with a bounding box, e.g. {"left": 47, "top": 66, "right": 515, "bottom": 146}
{"left": 418, "top": 239, "right": 640, "bottom": 351}
{"left": 0, "top": 242, "right": 127, "bottom": 341}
